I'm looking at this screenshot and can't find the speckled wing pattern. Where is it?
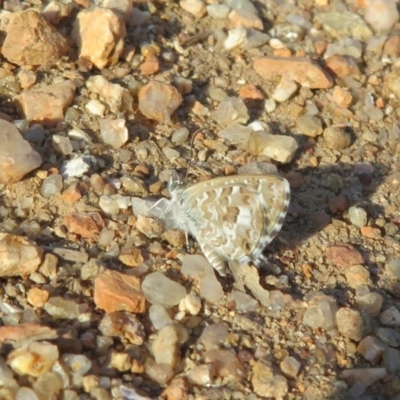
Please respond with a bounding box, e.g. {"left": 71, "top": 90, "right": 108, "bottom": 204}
{"left": 169, "top": 174, "right": 290, "bottom": 276}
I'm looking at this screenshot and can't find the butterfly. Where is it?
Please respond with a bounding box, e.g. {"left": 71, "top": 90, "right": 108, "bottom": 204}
{"left": 167, "top": 174, "right": 290, "bottom": 276}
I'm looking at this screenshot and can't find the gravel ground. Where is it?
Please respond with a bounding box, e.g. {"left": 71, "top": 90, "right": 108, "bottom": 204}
{"left": 0, "top": 0, "right": 400, "bottom": 399}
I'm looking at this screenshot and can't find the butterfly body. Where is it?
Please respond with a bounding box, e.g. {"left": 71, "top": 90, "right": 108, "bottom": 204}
{"left": 168, "top": 174, "right": 290, "bottom": 276}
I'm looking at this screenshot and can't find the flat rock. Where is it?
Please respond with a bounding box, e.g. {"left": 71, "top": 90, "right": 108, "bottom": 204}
{"left": 72, "top": 7, "right": 126, "bottom": 69}
{"left": 0, "top": 323, "right": 57, "bottom": 344}
{"left": 16, "top": 80, "right": 75, "bottom": 125}
{"left": 0, "top": 120, "right": 42, "bottom": 184}
{"left": 253, "top": 56, "right": 333, "bottom": 89}
{"left": 326, "top": 244, "right": 364, "bottom": 268}
{"left": 94, "top": 269, "right": 146, "bottom": 314}
{"left": 2, "top": 10, "right": 68, "bottom": 66}
{"left": 64, "top": 212, "right": 105, "bottom": 239}
{"left": 0, "top": 233, "right": 43, "bottom": 277}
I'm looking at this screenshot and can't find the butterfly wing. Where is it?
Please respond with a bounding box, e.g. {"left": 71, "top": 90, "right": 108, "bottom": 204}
{"left": 180, "top": 174, "right": 290, "bottom": 269}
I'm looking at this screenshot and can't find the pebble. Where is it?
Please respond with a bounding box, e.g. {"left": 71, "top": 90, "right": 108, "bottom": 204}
{"left": 325, "top": 54, "right": 358, "bottom": 78}
{"left": 212, "top": 96, "right": 249, "bottom": 127}
{"left": 272, "top": 79, "right": 298, "bottom": 102}
{"left": 17, "top": 80, "right": 75, "bottom": 124}
{"left": 252, "top": 360, "right": 288, "bottom": 399}
{"left": 53, "top": 135, "right": 73, "bottom": 155}
{"left": 179, "top": 294, "right": 202, "bottom": 315}
{"left": 64, "top": 212, "right": 104, "bottom": 239}
{"left": 348, "top": 206, "right": 368, "bottom": 228}
{"left": 44, "top": 296, "right": 80, "bottom": 319}
{"left": 61, "top": 156, "right": 91, "bottom": 178}
{"left": 0, "top": 233, "right": 43, "bottom": 278}
{"left": 7, "top": 341, "right": 59, "bottom": 377}
{"left": 0, "top": 322, "right": 57, "bottom": 343}
{"left": 332, "top": 86, "right": 353, "bottom": 108}
{"left": 0, "top": 120, "right": 42, "bottom": 184}
{"left": 357, "top": 335, "right": 386, "bottom": 364}
{"left": 149, "top": 304, "right": 173, "bottom": 330}
{"left": 171, "top": 127, "right": 189, "bottom": 144}
{"left": 229, "top": 290, "right": 258, "bottom": 312}
{"left": 94, "top": 270, "right": 146, "bottom": 313}
{"left": 387, "top": 258, "right": 400, "bottom": 279}
{"left": 2, "top": 10, "right": 68, "bottom": 66}
{"left": 218, "top": 122, "right": 252, "bottom": 147}
{"left": 253, "top": 56, "right": 333, "bottom": 89}
{"left": 336, "top": 307, "right": 369, "bottom": 341}
{"left": 380, "top": 306, "right": 400, "bottom": 327}
{"left": 342, "top": 368, "right": 386, "bottom": 397}
{"left": 303, "top": 292, "right": 338, "bottom": 330}
{"left": 224, "top": 27, "right": 247, "bottom": 50}
{"left": 180, "top": 0, "right": 207, "bottom": 18}
{"left": 207, "top": 4, "right": 230, "bottom": 19}
{"left": 135, "top": 215, "right": 163, "bottom": 238}
{"left": 326, "top": 244, "right": 364, "bottom": 268}
{"left": 383, "top": 347, "right": 400, "bottom": 375}
{"left": 355, "top": 289, "right": 383, "bottom": 317}
{"left": 85, "top": 99, "right": 105, "bottom": 117}
{"left": 345, "top": 265, "right": 372, "bottom": 288}
{"left": 99, "top": 118, "right": 128, "bottom": 149}
{"left": 280, "top": 356, "right": 301, "bottom": 379}
{"left": 296, "top": 114, "right": 323, "bottom": 137}
{"left": 316, "top": 11, "right": 372, "bottom": 41}
{"left": 239, "top": 83, "right": 264, "bottom": 100}
{"left": 62, "top": 354, "right": 92, "bottom": 386}
{"left": 138, "top": 81, "right": 182, "bottom": 123}
{"left": 323, "top": 126, "right": 352, "bottom": 150}
{"left": 98, "top": 311, "right": 145, "bottom": 344}
{"left": 72, "top": 7, "right": 126, "bottom": 69}
{"left": 229, "top": 9, "right": 263, "bottom": 30}
{"left": 86, "top": 75, "right": 133, "bottom": 114}
{"left": 27, "top": 287, "right": 49, "bottom": 308}
{"left": 204, "top": 349, "right": 245, "bottom": 379}
{"left": 365, "top": 0, "right": 399, "bottom": 32}
{"left": 187, "top": 364, "right": 215, "bottom": 386}
{"left": 198, "top": 323, "right": 229, "bottom": 351}
{"left": 40, "top": 174, "right": 63, "bottom": 198}
{"left": 141, "top": 271, "right": 186, "bottom": 307}
{"left": 247, "top": 131, "right": 298, "bottom": 163}
{"left": 181, "top": 255, "right": 224, "bottom": 304}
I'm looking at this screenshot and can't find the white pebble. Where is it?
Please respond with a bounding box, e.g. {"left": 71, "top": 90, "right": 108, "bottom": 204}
{"left": 224, "top": 27, "right": 247, "bottom": 51}
{"left": 272, "top": 79, "right": 298, "bottom": 102}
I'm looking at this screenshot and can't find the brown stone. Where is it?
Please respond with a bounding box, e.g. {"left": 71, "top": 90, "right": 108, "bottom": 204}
{"left": 384, "top": 35, "right": 400, "bottom": 57}
{"left": 16, "top": 80, "right": 75, "bottom": 124}
{"left": 228, "top": 9, "right": 263, "bottom": 30}
{"left": 61, "top": 185, "right": 82, "bottom": 203}
{"left": 140, "top": 54, "right": 161, "bottom": 75}
{"left": 94, "top": 270, "right": 146, "bottom": 313}
{"left": 0, "top": 323, "right": 57, "bottom": 343}
{"left": 325, "top": 54, "right": 359, "bottom": 78}
{"left": 2, "top": 10, "right": 68, "bottom": 66}
{"left": 253, "top": 56, "right": 333, "bottom": 89}
{"left": 72, "top": 7, "right": 126, "bottom": 69}
{"left": 0, "top": 233, "right": 43, "bottom": 277}
{"left": 326, "top": 244, "right": 364, "bottom": 268}
{"left": 332, "top": 86, "right": 353, "bottom": 108}
{"left": 239, "top": 84, "right": 264, "bottom": 100}
{"left": 361, "top": 226, "right": 381, "bottom": 239}
{"left": 345, "top": 265, "right": 372, "bottom": 288}
{"left": 64, "top": 212, "right": 104, "bottom": 239}
{"left": 27, "top": 287, "right": 50, "bottom": 308}
{"left": 118, "top": 248, "right": 144, "bottom": 267}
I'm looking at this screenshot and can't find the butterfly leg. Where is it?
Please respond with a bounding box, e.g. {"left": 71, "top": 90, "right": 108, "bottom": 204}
{"left": 199, "top": 242, "right": 227, "bottom": 276}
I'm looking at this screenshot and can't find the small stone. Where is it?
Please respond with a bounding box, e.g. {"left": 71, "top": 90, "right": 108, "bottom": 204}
{"left": 145, "top": 360, "right": 174, "bottom": 385}
{"left": 303, "top": 292, "right": 338, "bottom": 330}
{"left": 380, "top": 306, "right": 400, "bottom": 327}
{"left": 118, "top": 248, "right": 144, "bottom": 267}
{"left": 325, "top": 54, "right": 359, "bottom": 78}
{"left": 17, "top": 80, "right": 75, "bottom": 124}
{"left": 218, "top": 122, "right": 253, "bottom": 147}
{"left": 149, "top": 305, "right": 173, "bottom": 330}
{"left": 98, "top": 311, "right": 145, "bottom": 344}
{"left": 205, "top": 349, "right": 245, "bottom": 379}
{"left": 162, "top": 229, "right": 186, "bottom": 248}
{"left": 272, "top": 79, "right": 298, "bottom": 102}
{"left": 7, "top": 341, "right": 59, "bottom": 377}
{"left": 60, "top": 156, "right": 91, "bottom": 178}
{"left": 342, "top": 368, "right": 386, "bottom": 397}
{"left": 280, "top": 356, "right": 301, "bottom": 379}
{"left": 383, "top": 347, "right": 400, "bottom": 375}
{"left": 110, "top": 351, "right": 131, "bottom": 372}
{"left": 254, "top": 56, "right": 333, "bottom": 89}
{"left": 229, "top": 290, "right": 258, "bottom": 312}
{"left": 180, "top": 0, "right": 206, "bottom": 18}
{"left": 2, "top": 10, "right": 69, "bottom": 66}
{"left": 53, "top": 135, "right": 73, "bottom": 155}
{"left": 64, "top": 212, "right": 104, "bottom": 239}
{"left": 72, "top": 7, "right": 126, "bottom": 69}
{"left": 375, "top": 327, "right": 400, "bottom": 347}
{"left": 40, "top": 174, "right": 63, "bottom": 198}
{"left": 153, "top": 324, "right": 188, "bottom": 367}
{"left": 171, "top": 127, "right": 190, "bottom": 144}
{"left": 384, "top": 35, "right": 400, "bottom": 57}
{"left": 94, "top": 270, "right": 145, "bottom": 314}
{"left": 17, "top": 70, "right": 37, "bottom": 90}
{"left": 0, "top": 233, "right": 43, "bottom": 278}
{"left": 27, "top": 287, "right": 50, "bottom": 308}
{"left": 212, "top": 96, "right": 249, "bottom": 127}
{"left": 387, "top": 258, "right": 400, "bottom": 279}
{"left": 365, "top": 0, "right": 399, "bottom": 32}
{"left": 141, "top": 271, "right": 186, "bottom": 307}
{"left": 0, "top": 323, "right": 56, "bottom": 344}
{"left": 361, "top": 226, "right": 381, "bottom": 239}
{"left": 332, "top": 86, "right": 353, "bottom": 108}
{"left": 252, "top": 360, "right": 288, "bottom": 399}
{"left": 138, "top": 81, "right": 182, "bottom": 123}
{"left": 181, "top": 255, "right": 224, "bottom": 304}
{"left": 99, "top": 118, "right": 128, "bottom": 149}
{"left": 179, "top": 294, "right": 202, "bottom": 315}
{"left": 207, "top": 4, "right": 230, "bottom": 19}
{"left": 44, "top": 296, "right": 80, "bottom": 319}
{"left": 198, "top": 323, "right": 229, "bottom": 351}
{"left": 140, "top": 55, "right": 161, "bottom": 75}
{"left": 135, "top": 215, "right": 163, "bottom": 238}
{"left": 229, "top": 9, "right": 263, "bottom": 30}
{"left": 61, "top": 185, "right": 82, "bottom": 203}
{"left": 247, "top": 131, "right": 298, "bottom": 163}
{"left": 187, "top": 364, "right": 216, "bottom": 386}
{"left": 0, "top": 120, "right": 42, "bottom": 184}
{"left": 326, "top": 244, "right": 364, "bottom": 268}
{"left": 345, "top": 265, "right": 372, "bottom": 288}
{"left": 62, "top": 354, "right": 92, "bottom": 386}
{"left": 336, "top": 307, "right": 369, "bottom": 341}
{"left": 329, "top": 195, "right": 348, "bottom": 214}
{"left": 224, "top": 27, "right": 247, "bottom": 51}
{"left": 86, "top": 75, "right": 133, "bottom": 114}
{"left": 355, "top": 289, "right": 383, "bottom": 317}
{"left": 357, "top": 336, "right": 386, "bottom": 364}
{"left": 323, "top": 126, "right": 352, "bottom": 150}
{"left": 85, "top": 99, "right": 105, "bottom": 117}
{"left": 348, "top": 206, "right": 368, "bottom": 228}
{"left": 297, "top": 114, "right": 323, "bottom": 137}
